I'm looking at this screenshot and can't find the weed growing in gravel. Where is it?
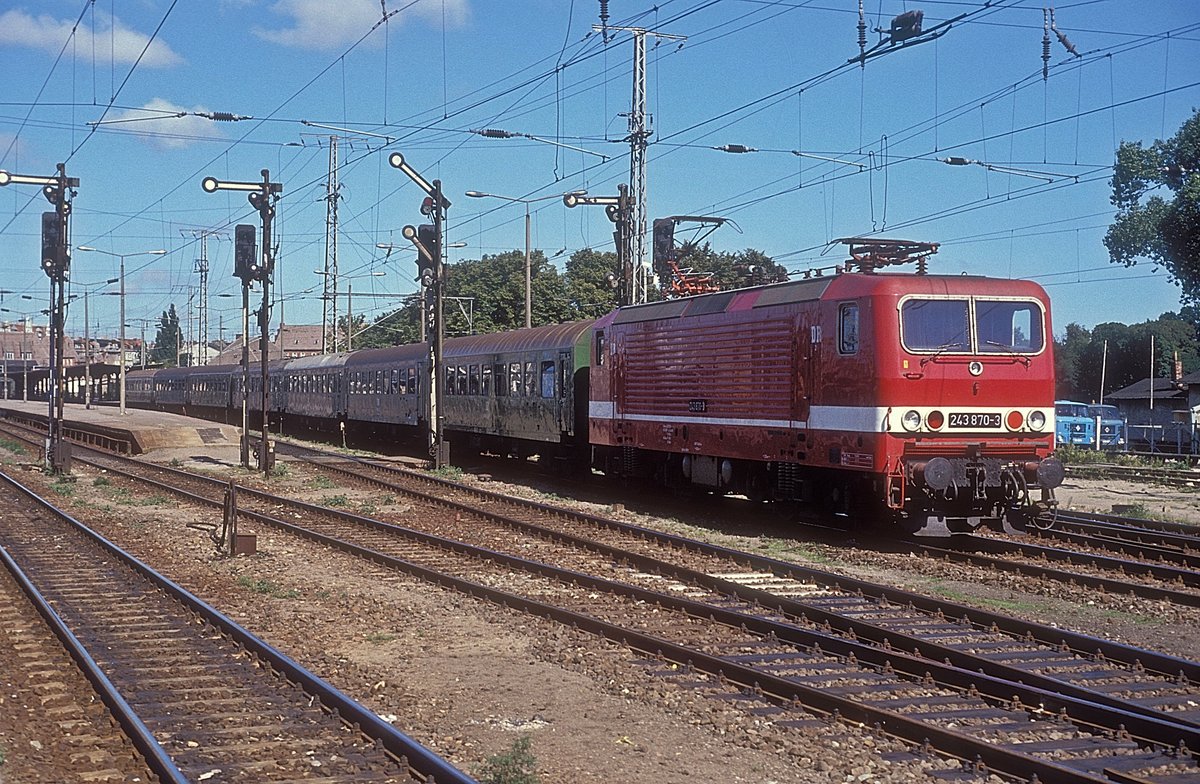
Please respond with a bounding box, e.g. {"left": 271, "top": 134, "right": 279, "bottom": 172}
{"left": 236, "top": 575, "right": 300, "bottom": 599}
{"left": 1116, "top": 502, "right": 1174, "bottom": 522}
{"left": 309, "top": 475, "right": 338, "bottom": 490}
{"left": 92, "top": 476, "right": 111, "bottom": 487}
{"left": 0, "top": 437, "right": 26, "bottom": 455}
{"left": 359, "top": 502, "right": 378, "bottom": 515}
{"left": 321, "top": 494, "right": 350, "bottom": 508}
{"left": 477, "top": 735, "right": 539, "bottom": 784}
{"left": 269, "top": 462, "right": 290, "bottom": 478}
{"left": 431, "top": 465, "right": 464, "bottom": 481}
{"left": 49, "top": 478, "right": 75, "bottom": 497}
{"left": 0, "top": 742, "right": 6, "bottom": 765}
{"left": 1056, "top": 446, "right": 1167, "bottom": 468}
{"left": 364, "top": 631, "right": 395, "bottom": 644}
{"left": 169, "top": 457, "right": 184, "bottom": 467}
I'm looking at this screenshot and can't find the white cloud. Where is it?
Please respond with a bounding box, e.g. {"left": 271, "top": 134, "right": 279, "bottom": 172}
{"left": 0, "top": 10, "right": 182, "bottom": 67}
{"left": 109, "top": 99, "right": 222, "bottom": 150}
{"left": 257, "top": 0, "right": 469, "bottom": 51}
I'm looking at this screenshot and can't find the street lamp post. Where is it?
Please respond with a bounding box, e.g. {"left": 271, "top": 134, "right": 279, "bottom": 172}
{"left": 77, "top": 247, "right": 167, "bottom": 415}
{"left": 465, "top": 190, "right": 583, "bottom": 329}
{"left": 75, "top": 277, "right": 118, "bottom": 408}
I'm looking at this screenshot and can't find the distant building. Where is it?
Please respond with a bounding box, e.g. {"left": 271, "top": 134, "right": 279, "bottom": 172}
{"left": 1107, "top": 370, "right": 1200, "bottom": 454}
{"left": 209, "top": 324, "right": 327, "bottom": 366}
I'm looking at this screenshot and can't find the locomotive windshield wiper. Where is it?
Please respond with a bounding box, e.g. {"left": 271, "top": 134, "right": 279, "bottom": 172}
{"left": 919, "top": 341, "right": 965, "bottom": 367}
{"left": 984, "top": 340, "right": 1032, "bottom": 366}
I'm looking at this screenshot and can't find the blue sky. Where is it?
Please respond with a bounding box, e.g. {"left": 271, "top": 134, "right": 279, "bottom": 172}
{"left": 1, "top": 0, "right": 1197, "bottom": 346}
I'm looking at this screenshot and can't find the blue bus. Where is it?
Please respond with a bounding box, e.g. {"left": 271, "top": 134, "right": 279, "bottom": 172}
{"left": 1087, "top": 403, "right": 1128, "bottom": 451}
{"left": 1055, "top": 401, "right": 1095, "bottom": 447}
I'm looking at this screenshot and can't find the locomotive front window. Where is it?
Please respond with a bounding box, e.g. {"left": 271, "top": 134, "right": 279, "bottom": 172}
{"left": 976, "top": 300, "right": 1043, "bottom": 353}
{"left": 900, "top": 298, "right": 969, "bottom": 352}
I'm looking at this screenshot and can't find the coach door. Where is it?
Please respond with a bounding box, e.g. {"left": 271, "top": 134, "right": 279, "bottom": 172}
{"left": 557, "top": 350, "right": 573, "bottom": 435}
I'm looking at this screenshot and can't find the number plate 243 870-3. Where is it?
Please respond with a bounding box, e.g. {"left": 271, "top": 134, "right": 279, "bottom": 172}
{"left": 948, "top": 412, "right": 1001, "bottom": 429}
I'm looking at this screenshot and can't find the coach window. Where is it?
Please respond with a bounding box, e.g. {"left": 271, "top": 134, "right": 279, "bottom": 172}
{"left": 838, "top": 302, "right": 859, "bottom": 354}
{"left": 540, "top": 360, "right": 555, "bottom": 398}
{"left": 522, "top": 361, "right": 534, "bottom": 397}
{"left": 509, "top": 362, "right": 523, "bottom": 396}
{"left": 468, "top": 364, "right": 480, "bottom": 395}
{"left": 407, "top": 367, "right": 417, "bottom": 395}
{"left": 494, "top": 363, "right": 507, "bottom": 396}
{"left": 595, "top": 330, "right": 605, "bottom": 366}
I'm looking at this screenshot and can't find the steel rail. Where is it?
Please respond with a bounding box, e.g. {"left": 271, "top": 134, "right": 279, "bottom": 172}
{"left": 0, "top": 510, "right": 189, "bottom": 784}
{"left": 63, "top": 451, "right": 1200, "bottom": 779}
{"left": 0, "top": 466, "right": 476, "bottom": 784}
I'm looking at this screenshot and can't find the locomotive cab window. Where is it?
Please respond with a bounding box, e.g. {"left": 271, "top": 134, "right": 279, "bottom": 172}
{"left": 838, "top": 302, "right": 859, "bottom": 354}
{"left": 976, "top": 299, "right": 1043, "bottom": 353}
{"left": 900, "top": 298, "right": 969, "bottom": 352}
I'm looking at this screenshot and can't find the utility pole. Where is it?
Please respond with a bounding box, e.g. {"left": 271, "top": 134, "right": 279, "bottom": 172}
{"left": 0, "top": 164, "right": 78, "bottom": 472}
{"left": 321, "top": 136, "right": 341, "bottom": 354}
{"left": 594, "top": 25, "right": 686, "bottom": 304}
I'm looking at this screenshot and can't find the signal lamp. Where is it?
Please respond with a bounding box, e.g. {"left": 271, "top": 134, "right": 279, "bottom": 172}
{"left": 1006, "top": 410, "right": 1025, "bottom": 431}
{"left": 926, "top": 410, "right": 944, "bottom": 430}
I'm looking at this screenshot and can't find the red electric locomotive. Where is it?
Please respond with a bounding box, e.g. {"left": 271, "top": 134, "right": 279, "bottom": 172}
{"left": 588, "top": 242, "right": 1063, "bottom": 535}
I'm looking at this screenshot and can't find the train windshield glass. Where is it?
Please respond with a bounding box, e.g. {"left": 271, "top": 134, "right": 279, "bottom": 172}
{"left": 899, "top": 298, "right": 970, "bottom": 351}
{"left": 901, "top": 297, "right": 1044, "bottom": 354}
{"left": 976, "top": 300, "right": 1043, "bottom": 353}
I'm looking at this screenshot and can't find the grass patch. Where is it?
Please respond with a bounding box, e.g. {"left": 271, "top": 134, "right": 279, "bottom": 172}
{"left": 0, "top": 437, "right": 26, "bottom": 455}
{"left": 308, "top": 475, "right": 338, "bottom": 490}
{"left": 478, "top": 735, "right": 539, "bottom": 784}
{"left": 320, "top": 494, "right": 350, "bottom": 508}
{"left": 928, "top": 584, "right": 1047, "bottom": 614}
{"left": 169, "top": 457, "right": 183, "bottom": 467}
{"left": 268, "top": 462, "right": 290, "bottom": 478}
{"left": 364, "top": 631, "right": 395, "bottom": 644}
{"left": 430, "top": 465, "right": 464, "bottom": 481}
{"left": 92, "top": 476, "right": 112, "bottom": 487}
{"left": 108, "top": 488, "right": 172, "bottom": 506}
{"left": 1113, "top": 502, "right": 1178, "bottom": 522}
{"left": 49, "top": 478, "right": 75, "bottom": 497}
{"left": 236, "top": 575, "right": 300, "bottom": 599}
{"left": 1056, "top": 446, "right": 1167, "bottom": 468}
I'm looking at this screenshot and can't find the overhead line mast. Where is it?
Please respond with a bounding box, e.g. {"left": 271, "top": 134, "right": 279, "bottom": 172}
{"left": 594, "top": 24, "right": 686, "bottom": 305}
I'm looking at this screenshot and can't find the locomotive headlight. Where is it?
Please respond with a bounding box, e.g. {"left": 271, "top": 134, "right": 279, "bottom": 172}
{"left": 901, "top": 409, "right": 922, "bottom": 432}
{"left": 1028, "top": 410, "right": 1046, "bottom": 431}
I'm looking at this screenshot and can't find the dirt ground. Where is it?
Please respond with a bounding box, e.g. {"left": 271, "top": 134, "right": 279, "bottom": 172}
{"left": 3, "top": 434, "right": 1196, "bottom": 783}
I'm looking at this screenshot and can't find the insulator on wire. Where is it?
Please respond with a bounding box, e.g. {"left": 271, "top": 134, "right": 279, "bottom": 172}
{"left": 599, "top": 0, "right": 610, "bottom": 42}
{"left": 1050, "top": 10, "right": 1081, "bottom": 58}
{"left": 1042, "top": 8, "right": 1051, "bottom": 81}
{"left": 857, "top": 0, "right": 867, "bottom": 66}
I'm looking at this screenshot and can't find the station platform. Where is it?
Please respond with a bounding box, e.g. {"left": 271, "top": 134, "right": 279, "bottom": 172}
{"left": 0, "top": 401, "right": 241, "bottom": 456}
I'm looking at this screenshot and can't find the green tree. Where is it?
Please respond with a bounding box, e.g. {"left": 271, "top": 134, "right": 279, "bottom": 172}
{"left": 443, "top": 250, "right": 572, "bottom": 333}
{"left": 1105, "top": 108, "right": 1200, "bottom": 305}
{"left": 357, "top": 295, "right": 423, "bottom": 349}
{"left": 1053, "top": 322, "right": 1092, "bottom": 400}
{"left": 149, "top": 304, "right": 181, "bottom": 367}
{"left": 563, "top": 247, "right": 620, "bottom": 318}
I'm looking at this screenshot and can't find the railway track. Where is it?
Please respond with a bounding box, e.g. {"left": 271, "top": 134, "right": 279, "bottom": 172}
{"left": 1067, "top": 463, "right": 1200, "bottom": 490}
{"left": 0, "top": 465, "right": 474, "bottom": 784}
{"left": 14, "top": 430, "right": 1199, "bottom": 783}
